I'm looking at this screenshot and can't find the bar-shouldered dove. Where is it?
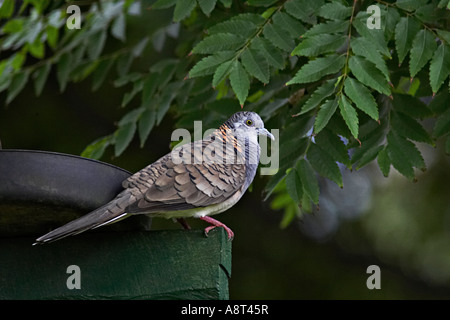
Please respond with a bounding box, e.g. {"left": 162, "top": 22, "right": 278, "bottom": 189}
{"left": 34, "top": 111, "right": 274, "bottom": 244}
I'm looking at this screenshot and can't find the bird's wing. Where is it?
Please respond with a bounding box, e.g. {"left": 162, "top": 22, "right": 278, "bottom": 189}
{"left": 124, "top": 137, "right": 247, "bottom": 214}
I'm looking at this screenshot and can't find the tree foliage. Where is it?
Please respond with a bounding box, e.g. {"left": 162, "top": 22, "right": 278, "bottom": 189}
{"left": 0, "top": 0, "right": 449, "bottom": 227}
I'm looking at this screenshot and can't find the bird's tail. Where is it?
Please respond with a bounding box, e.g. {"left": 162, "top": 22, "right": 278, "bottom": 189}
{"left": 34, "top": 191, "right": 131, "bottom": 245}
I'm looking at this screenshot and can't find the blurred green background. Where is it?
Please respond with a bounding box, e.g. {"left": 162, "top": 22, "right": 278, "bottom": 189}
{"left": 1, "top": 1, "right": 449, "bottom": 299}
{"left": 1, "top": 67, "right": 449, "bottom": 299}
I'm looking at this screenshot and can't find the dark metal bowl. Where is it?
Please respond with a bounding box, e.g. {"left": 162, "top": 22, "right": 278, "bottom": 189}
{"left": 0, "top": 150, "right": 139, "bottom": 237}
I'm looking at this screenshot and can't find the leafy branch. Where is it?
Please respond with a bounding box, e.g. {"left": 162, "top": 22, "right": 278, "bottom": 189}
{"left": 1, "top": 0, "right": 449, "bottom": 228}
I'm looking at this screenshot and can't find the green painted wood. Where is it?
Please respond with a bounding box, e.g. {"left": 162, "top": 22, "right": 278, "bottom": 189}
{"left": 0, "top": 229, "right": 231, "bottom": 300}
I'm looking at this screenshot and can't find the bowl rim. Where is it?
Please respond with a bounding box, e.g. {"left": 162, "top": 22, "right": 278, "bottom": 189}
{"left": 0, "top": 149, "right": 132, "bottom": 175}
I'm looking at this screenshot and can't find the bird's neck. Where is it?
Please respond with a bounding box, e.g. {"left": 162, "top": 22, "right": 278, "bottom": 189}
{"left": 212, "top": 125, "right": 260, "bottom": 193}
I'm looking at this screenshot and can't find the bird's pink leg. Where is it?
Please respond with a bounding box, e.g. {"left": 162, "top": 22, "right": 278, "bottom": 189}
{"left": 200, "top": 216, "right": 234, "bottom": 241}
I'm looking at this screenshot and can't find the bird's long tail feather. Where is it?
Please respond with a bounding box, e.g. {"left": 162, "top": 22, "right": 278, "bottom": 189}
{"left": 34, "top": 192, "right": 131, "bottom": 245}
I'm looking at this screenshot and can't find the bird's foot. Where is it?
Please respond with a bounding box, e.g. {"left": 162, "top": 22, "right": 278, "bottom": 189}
{"left": 200, "top": 216, "right": 234, "bottom": 241}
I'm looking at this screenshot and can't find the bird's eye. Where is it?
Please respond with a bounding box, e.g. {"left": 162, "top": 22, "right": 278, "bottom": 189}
{"left": 246, "top": 119, "right": 253, "bottom": 126}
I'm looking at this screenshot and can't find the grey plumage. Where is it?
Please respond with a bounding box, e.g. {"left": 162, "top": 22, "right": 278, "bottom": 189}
{"left": 34, "top": 111, "right": 274, "bottom": 244}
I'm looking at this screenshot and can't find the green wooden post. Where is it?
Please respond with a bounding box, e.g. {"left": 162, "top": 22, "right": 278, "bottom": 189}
{"left": 0, "top": 229, "right": 231, "bottom": 299}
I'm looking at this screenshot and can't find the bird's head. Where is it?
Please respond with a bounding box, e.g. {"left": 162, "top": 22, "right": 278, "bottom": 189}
{"left": 223, "top": 111, "right": 275, "bottom": 141}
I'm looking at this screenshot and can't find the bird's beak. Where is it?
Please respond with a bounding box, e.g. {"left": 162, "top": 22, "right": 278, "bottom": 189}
{"left": 258, "top": 128, "right": 275, "bottom": 141}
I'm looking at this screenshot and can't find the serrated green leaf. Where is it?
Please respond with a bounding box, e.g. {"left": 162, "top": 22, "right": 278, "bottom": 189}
{"left": 2, "top": 18, "right": 23, "bottom": 34}
{"left": 259, "top": 98, "right": 289, "bottom": 119}
{"left": 56, "top": 52, "right": 73, "bottom": 92}
{"left": 116, "top": 53, "right": 133, "bottom": 77}
{"left": 138, "top": 108, "right": 156, "bottom": 147}
{"left": 396, "top": 0, "right": 428, "bottom": 12}
{"left": 409, "top": 29, "right": 436, "bottom": 78}
{"left": 280, "top": 203, "right": 300, "bottom": 229}
{"left": 445, "top": 135, "right": 450, "bottom": 155}
{"left": 241, "top": 48, "right": 269, "bottom": 84}
{"left": 392, "top": 93, "right": 432, "bottom": 119}
{"left": 92, "top": 58, "right": 114, "bottom": 91}
{"left": 33, "top": 63, "right": 51, "bottom": 97}
{"left": 0, "top": 0, "right": 14, "bottom": 18}
{"left": 212, "top": 60, "right": 233, "bottom": 88}
{"left": 386, "top": 130, "right": 425, "bottom": 180}
{"left": 344, "top": 77, "right": 379, "bottom": 121}
{"left": 272, "top": 11, "right": 306, "bottom": 38}
{"left": 438, "top": 0, "right": 449, "bottom": 8}
{"left": 307, "top": 143, "right": 343, "bottom": 188}
{"left": 173, "top": 0, "right": 196, "bottom": 22}
{"left": 287, "top": 54, "right": 345, "bottom": 85}
{"left": 339, "top": 94, "right": 359, "bottom": 139}
{"left": 384, "top": 6, "right": 401, "bottom": 41}
{"left": 219, "top": 0, "right": 232, "bottom": 7}
{"left": 11, "top": 52, "right": 26, "bottom": 71}
{"left": 353, "top": 12, "right": 391, "bottom": 59}
{"left": 247, "top": 0, "right": 279, "bottom": 6}
{"left": 189, "top": 51, "right": 234, "bottom": 78}
{"left": 251, "top": 37, "right": 285, "bottom": 69}
{"left": 111, "top": 13, "right": 126, "bottom": 42}
{"left": 263, "top": 164, "right": 290, "bottom": 201}
{"left": 263, "top": 6, "right": 278, "bottom": 19}
{"left": 229, "top": 60, "right": 250, "bottom": 106}
{"left": 436, "top": 29, "right": 450, "bottom": 45}
{"left": 114, "top": 122, "right": 136, "bottom": 157}
{"left": 349, "top": 55, "right": 391, "bottom": 96}
{"left": 314, "top": 97, "right": 339, "bottom": 134}
{"left": 350, "top": 119, "right": 387, "bottom": 163}
{"left": 297, "top": 78, "right": 336, "bottom": 116}
{"left": 285, "top": 168, "right": 303, "bottom": 203}
{"left": 395, "top": 16, "right": 421, "bottom": 65}
{"left": 282, "top": 115, "right": 314, "bottom": 140}
{"left": 377, "top": 147, "right": 391, "bottom": 177}
{"left": 81, "top": 135, "right": 112, "bottom": 160}
{"left": 192, "top": 33, "right": 246, "bottom": 54}
{"left": 316, "top": 2, "right": 352, "bottom": 20}
{"left": 355, "top": 143, "right": 383, "bottom": 169}
{"left": 278, "top": 137, "right": 309, "bottom": 175}
{"left": 350, "top": 37, "right": 389, "bottom": 81}
{"left": 156, "top": 82, "right": 181, "bottom": 125}
{"left": 198, "top": 0, "right": 217, "bottom": 16}
{"left": 152, "top": 0, "right": 177, "bottom": 9}
{"left": 296, "top": 158, "right": 319, "bottom": 204}
{"left": 292, "top": 34, "right": 346, "bottom": 57}
{"left": 315, "top": 129, "right": 350, "bottom": 167}
{"left": 28, "top": 38, "right": 45, "bottom": 59}
{"left": 87, "top": 29, "right": 107, "bottom": 60}
{"left": 6, "top": 70, "right": 29, "bottom": 104}
{"left": 152, "top": 59, "right": 178, "bottom": 89}
{"left": 270, "top": 191, "right": 292, "bottom": 210}
{"left": 121, "top": 79, "right": 144, "bottom": 107}
{"left": 71, "top": 60, "right": 99, "bottom": 83}
{"left": 233, "top": 13, "right": 266, "bottom": 25}
{"left": 132, "top": 37, "right": 149, "bottom": 57}
{"left": 208, "top": 19, "right": 257, "bottom": 38}
{"left": 429, "top": 43, "right": 450, "bottom": 94}
{"left": 429, "top": 90, "right": 449, "bottom": 114}
{"left": 302, "top": 20, "right": 349, "bottom": 38}
{"left": 433, "top": 108, "right": 450, "bottom": 138}
{"left": 0, "top": 71, "right": 11, "bottom": 94}
{"left": 263, "top": 23, "right": 295, "bottom": 52}
{"left": 284, "top": 0, "right": 323, "bottom": 25}
{"left": 118, "top": 107, "right": 144, "bottom": 126}
{"left": 141, "top": 72, "right": 159, "bottom": 106}
{"left": 391, "top": 111, "right": 433, "bottom": 144}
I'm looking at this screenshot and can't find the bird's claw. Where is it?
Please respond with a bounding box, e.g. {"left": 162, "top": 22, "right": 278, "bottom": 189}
{"left": 204, "top": 225, "right": 234, "bottom": 241}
